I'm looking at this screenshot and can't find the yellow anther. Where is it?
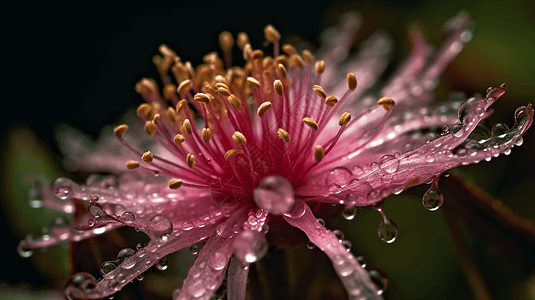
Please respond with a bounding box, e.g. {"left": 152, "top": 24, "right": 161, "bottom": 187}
{"left": 252, "top": 49, "right": 264, "bottom": 61}
{"left": 276, "top": 63, "right": 287, "bottom": 80}
{"left": 302, "top": 49, "right": 314, "bottom": 65}
{"left": 262, "top": 57, "right": 275, "bottom": 69}
{"left": 290, "top": 54, "right": 304, "bottom": 68}
{"left": 314, "top": 145, "right": 324, "bottom": 163}
{"left": 194, "top": 93, "right": 211, "bottom": 104}
{"left": 274, "top": 55, "right": 289, "bottom": 68}
{"left": 202, "top": 128, "right": 212, "bottom": 143}
{"left": 126, "top": 161, "right": 140, "bottom": 169}
{"left": 219, "top": 31, "right": 234, "bottom": 52}
{"left": 377, "top": 97, "right": 395, "bottom": 110}
{"left": 142, "top": 151, "right": 154, "bottom": 163}
{"left": 183, "top": 119, "right": 193, "bottom": 135}
{"left": 168, "top": 179, "right": 183, "bottom": 189}
{"left": 214, "top": 82, "right": 229, "bottom": 90}
{"left": 338, "top": 112, "right": 352, "bottom": 126}
{"left": 158, "top": 44, "right": 176, "bottom": 58}
{"left": 264, "top": 25, "right": 281, "bottom": 43}
{"left": 325, "top": 96, "right": 338, "bottom": 107}
{"left": 347, "top": 73, "right": 357, "bottom": 90}
{"left": 186, "top": 153, "right": 195, "bottom": 169}
{"left": 163, "top": 84, "right": 177, "bottom": 100}
{"left": 177, "top": 79, "right": 193, "bottom": 95}
{"left": 114, "top": 124, "right": 129, "bottom": 138}
{"left": 312, "top": 85, "right": 327, "bottom": 98}
{"left": 303, "top": 117, "right": 318, "bottom": 131}
{"left": 176, "top": 99, "right": 187, "bottom": 115}
{"left": 247, "top": 77, "right": 261, "bottom": 88}
{"left": 217, "top": 87, "right": 231, "bottom": 97}
{"left": 144, "top": 120, "right": 157, "bottom": 136}
{"left": 277, "top": 128, "right": 291, "bottom": 142}
{"left": 243, "top": 43, "right": 252, "bottom": 61}
{"left": 225, "top": 149, "right": 244, "bottom": 160}
{"left": 232, "top": 131, "right": 247, "bottom": 145}
{"left": 227, "top": 94, "right": 242, "bottom": 110}
{"left": 282, "top": 44, "right": 296, "bottom": 56}
{"left": 236, "top": 32, "right": 249, "bottom": 50}
{"left": 257, "top": 102, "right": 272, "bottom": 117}
{"left": 137, "top": 103, "right": 152, "bottom": 118}
{"left": 273, "top": 80, "right": 284, "bottom": 96}
{"left": 153, "top": 113, "right": 161, "bottom": 124}
{"left": 174, "top": 134, "right": 185, "bottom": 145}
{"left": 165, "top": 107, "right": 178, "bottom": 123}
{"left": 314, "top": 60, "right": 325, "bottom": 74}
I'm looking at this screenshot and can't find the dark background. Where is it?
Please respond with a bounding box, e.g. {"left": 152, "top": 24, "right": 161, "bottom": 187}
{"left": 1, "top": 0, "right": 534, "bottom": 299}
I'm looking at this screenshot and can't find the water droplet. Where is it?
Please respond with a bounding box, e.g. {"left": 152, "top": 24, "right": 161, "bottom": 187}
{"left": 342, "top": 206, "right": 357, "bottom": 220}
{"left": 442, "top": 171, "right": 451, "bottom": 178}
{"left": 253, "top": 176, "right": 295, "bottom": 215}
{"left": 27, "top": 187, "right": 43, "bottom": 208}
{"left": 316, "top": 218, "right": 325, "bottom": 227}
{"left": 189, "top": 244, "right": 200, "bottom": 255}
{"left": 491, "top": 123, "right": 509, "bottom": 136}
{"left": 65, "top": 272, "right": 98, "bottom": 300}
{"left": 156, "top": 257, "right": 168, "bottom": 270}
{"left": 121, "top": 212, "right": 135, "bottom": 224}
{"left": 148, "top": 215, "right": 173, "bottom": 241}
{"left": 513, "top": 136, "right": 523, "bottom": 146}
{"left": 52, "top": 177, "right": 75, "bottom": 199}
{"left": 378, "top": 155, "right": 399, "bottom": 174}
{"left": 282, "top": 200, "right": 306, "bottom": 219}
{"left": 333, "top": 229, "right": 345, "bottom": 241}
{"left": 100, "top": 261, "right": 117, "bottom": 275}
{"left": 231, "top": 230, "right": 268, "bottom": 263}
{"left": 341, "top": 240, "right": 352, "bottom": 252}
{"left": 325, "top": 167, "right": 353, "bottom": 186}
{"left": 136, "top": 273, "right": 144, "bottom": 281}
{"left": 17, "top": 240, "right": 33, "bottom": 258}
{"left": 373, "top": 205, "right": 398, "bottom": 243}
{"left": 514, "top": 106, "right": 527, "bottom": 122}
{"left": 451, "top": 123, "right": 463, "bottom": 137}
{"left": 368, "top": 268, "right": 388, "bottom": 295}
{"left": 422, "top": 181, "right": 443, "bottom": 211}
{"left": 116, "top": 248, "right": 135, "bottom": 263}
{"left": 209, "top": 251, "right": 228, "bottom": 270}
{"left": 328, "top": 183, "right": 342, "bottom": 194}
{"left": 306, "top": 241, "right": 316, "bottom": 250}
{"left": 356, "top": 255, "right": 367, "bottom": 268}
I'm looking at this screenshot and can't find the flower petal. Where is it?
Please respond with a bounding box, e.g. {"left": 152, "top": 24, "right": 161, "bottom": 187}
{"left": 227, "top": 257, "right": 250, "bottom": 300}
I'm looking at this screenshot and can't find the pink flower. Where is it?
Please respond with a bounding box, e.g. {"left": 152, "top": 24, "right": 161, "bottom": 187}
{"left": 18, "top": 12, "right": 533, "bottom": 300}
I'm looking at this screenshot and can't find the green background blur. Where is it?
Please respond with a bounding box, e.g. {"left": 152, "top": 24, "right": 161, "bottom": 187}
{"left": 1, "top": 0, "right": 534, "bottom": 299}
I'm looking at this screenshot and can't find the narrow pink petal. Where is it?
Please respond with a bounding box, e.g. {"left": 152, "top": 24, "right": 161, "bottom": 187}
{"left": 284, "top": 201, "right": 382, "bottom": 299}
{"left": 227, "top": 257, "right": 250, "bottom": 300}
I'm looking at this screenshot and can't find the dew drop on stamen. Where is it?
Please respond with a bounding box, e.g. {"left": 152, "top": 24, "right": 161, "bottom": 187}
{"left": 148, "top": 215, "right": 173, "bottom": 241}
{"left": 422, "top": 181, "right": 443, "bottom": 211}
{"left": 342, "top": 206, "right": 357, "bottom": 220}
{"left": 368, "top": 268, "right": 388, "bottom": 295}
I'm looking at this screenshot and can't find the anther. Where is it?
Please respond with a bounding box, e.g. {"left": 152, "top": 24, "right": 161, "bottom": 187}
{"left": 347, "top": 73, "right": 357, "bottom": 90}
{"left": 257, "top": 102, "right": 272, "bottom": 117}
{"left": 377, "top": 97, "right": 395, "bottom": 110}
{"left": 264, "top": 25, "right": 281, "bottom": 43}
{"left": 276, "top": 63, "right": 287, "bottom": 80}
{"left": 236, "top": 32, "right": 249, "bottom": 50}
{"left": 163, "top": 84, "right": 177, "bottom": 100}
{"left": 176, "top": 99, "right": 187, "bottom": 115}
{"left": 247, "top": 77, "right": 261, "bottom": 88}
{"left": 227, "top": 94, "right": 242, "bottom": 110}
{"left": 137, "top": 103, "right": 152, "bottom": 118}
{"left": 114, "top": 124, "right": 129, "bottom": 138}
{"left": 225, "top": 149, "right": 244, "bottom": 160}
{"left": 274, "top": 55, "right": 289, "bottom": 68}
{"left": 168, "top": 179, "right": 183, "bottom": 189}
{"left": 165, "top": 107, "right": 178, "bottom": 123}
{"left": 202, "top": 128, "right": 212, "bottom": 143}
{"left": 159, "top": 45, "right": 176, "bottom": 58}
{"left": 145, "top": 121, "right": 157, "bottom": 136}
{"left": 177, "top": 79, "right": 193, "bottom": 95}
{"left": 194, "top": 93, "right": 211, "bottom": 104}
{"left": 126, "top": 161, "right": 140, "bottom": 169}
{"left": 215, "top": 75, "right": 228, "bottom": 85}
{"left": 142, "top": 151, "right": 154, "bottom": 163}
{"left": 325, "top": 96, "right": 338, "bottom": 107}
{"left": 215, "top": 82, "right": 229, "bottom": 90}
{"left": 174, "top": 134, "right": 185, "bottom": 145}
{"left": 274, "top": 80, "right": 284, "bottom": 96}
{"left": 312, "top": 85, "right": 327, "bottom": 98}
{"left": 314, "top": 60, "right": 325, "bottom": 74}
{"left": 219, "top": 31, "right": 234, "bottom": 52}
{"left": 153, "top": 113, "right": 161, "bottom": 124}
{"left": 303, "top": 117, "right": 318, "bottom": 131}
{"left": 186, "top": 153, "right": 195, "bottom": 169}
{"left": 282, "top": 44, "right": 296, "bottom": 56}
{"left": 290, "top": 54, "right": 304, "bottom": 68}
{"left": 217, "top": 87, "right": 231, "bottom": 97}
{"left": 252, "top": 49, "right": 264, "bottom": 61}
{"left": 262, "top": 57, "right": 275, "bottom": 69}
{"left": 338, "top": 112, "right": 352, "bottom": 126}
{"left": 302, "top": 50, "right": 314, "bottom": 65}
{"left": 243, "top": 44, "right": 252, "bottom": 61}
{"left": 314, "top": 145, "right": 324, "bottom": 163}
{"left": 277, "top": 128, "right": 291, "bottom": 142}
{"left": 232, "top": 131, "right": 247, "bottom": 145}
{"left": 183, "top": 119, "right": 193, "bottom": 135}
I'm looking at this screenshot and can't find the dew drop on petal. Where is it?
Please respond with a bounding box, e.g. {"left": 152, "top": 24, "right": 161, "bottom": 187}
{"left": 368, "top": 268, "right": 388, "bottom": 295}
{"left": 116, "top": 248, "right": 135, "bottom": 263}
{"left": 422, "top": 181, "right": 444, "bottom": 211}
{"left": 342, "top": 206, "right": 357, "bottom": 220}
{"left": 341, "top": 240, "right": 352, "bottom": 252}
{"left": 333, "top": 229, "right": 345, "bottom": 242}
{"left": 490, "top": 123, "right": 509, "bottom": 136}
{"left": 52, "top": 177, "right": 75, "bottom": 200}
{"left": 231, "top": 230, "right": 268, "bottom": 263}
{"left": 378, "top": 155, "right": 399, "bottom": 174}
{"left": 209, "top": 251, "right": 228, "bottom": 270}
{"left": 121, "top": 212, "right": 135, "bottom": 224}
{"left": 100, "top": 261, "right": 117, "bottom": 275}
{"left": 306, "top": 241, "right": 316, "bottom": 250}
{"left": 65, "top": 272, "right": 98, "bottom": 300}
{"left": 253, "top": 176, "right": 295, "bottom": 215}
{"left": 374, "top": 205, "right": 398, "bottom": 243}
{"left": 283, "top": 200, "right": 306, "bottom": 219}
{"left": 156, "top": 257, "right": 168, "bottom": 270}
{"left": 325, "top": 167, "right": 353, "bottom": 186}
{"left": 316, "top": 218, "right": 325, "bottom": 227}
{"left": 356, "top": 255, "right": 367, "bottom": 268}
{"left": 148, "top": 215, "right": 173, "bottom": 241}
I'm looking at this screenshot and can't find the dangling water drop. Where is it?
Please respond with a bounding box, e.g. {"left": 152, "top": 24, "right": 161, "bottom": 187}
{"left": 342, "top": 206, "right": 357, "bottom": 220}
{"left": 333, "top": 229, "right": 345, "bottom": 242}
{"left": 422, "top": 180, "right": 444, "bottom": 211}
{"left": 189, "top": 243, "right": 200, "bottom": 255}
{"left": 231, "top": 230, "right": 268, "bottom": 263}
{"left": 148, "top": 215, "right": 173, "bottom": 241}
{"left": 368, "top": 268, "right": 388, "bottom": 295}
{"left": 306, "top": 241, "right": 316, "bottom": 250}
{"left": 156, "top": 257, "right": 168, "bottom": 271}
{"left": 356, "top": 255, "right": 367, "bottom": 268}
{"left": 17, "top": 240, "right": 33, "bottom": 258}
{"left": 316, "top": 218, "right": 325, "bottom": 227}
{"left": 65, "top": 272, "right": 98, "bottom": 300}
{"left": 136, "top": 273, "right": 144, "bottom": 281}
{"left": 253, "top": 176, "right": 295, "bottom": 215}
{"left": 341, "top": 240, "right": 352, "bottom": 252}
{"left": 373, "top": 203, "right": 398, "bottom": 243}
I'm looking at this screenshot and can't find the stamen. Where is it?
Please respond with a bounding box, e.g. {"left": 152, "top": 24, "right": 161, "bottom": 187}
{"left": 176, "top": 99, "right": 187, "bottom": 115}
{"left": 217, "top": 87, "right": 231, "bottom": 97}
{"left": 144, "top": 121, "right": 157, "bottom": 136}
{"left": 243, "top": 44, "right": 253, "bottom": 61}
{"left": 142, "top": 151, "right": 154, "bottom": 163}
{"left": 165, "top": 107, "right": 178, "bottom": 123}
{"left": 177, "top": 79, "right": 193, "bottom": 95}
{"left": 137, "top": 104, "right": 151, "bottom": 118}
{"left": 174, "top": 134, "right": 185, "bottom": 145}
{"left": 314, "top": 61, "right": 325, "bottom": 74}
{"left": 232, "top": 131, "right": 247, "bottom": 145}
{"left": 277, "top": 128, "right": 291, "bottom": 142}
{"left": 257, "top": 102, "right": 272, "bottom": 117}
{"left": 276, "top": 64, "right": 288, "bottom": 80}
{"left": 275, "top": 55, "right": 289, "bottom": 68}
{"left": 377, "top": 97, "right": 395, "bottom": 110}
{"left": 236, "top": 32, "right": 249, "bottom": 50}
{"left": 252, "top": 50, "right": 264, "bottom": 61}
{"left": 303, "top": 117, "right": 318, "bottom": 131}
{"left": 338, "top": 112, "right": 352, "bottom": 126}
{"left": 290, "top": 54, "right": 304, "bottom": 69}
{"left": 312, "top": 85, "right": 327, "bottom": 98}
{"left": 168, "top": 179, "right": 184, "bottom": 189}
{"left": 347, "top": 73, "right": 357, "bottom": 90}
{"left": 225, "top": 149, "right": 244, "bottom": 160}
{"left": 282, "top": 44, "right": 296, "bottom": 55}
{"left": 264, "top": 25, "right": 281, "bottom": 43}
{"left": 183, "top": 119, "right": 193, "bottom": 135}
{"left": 202, "top": 128, "right": 212, "bottom": 143}
{"left": 153, "top": 113, "right": 161, "bottom": 124}
{"left": 187, "top": 153, "right": 195, "bottom": 169}
{"left": 219, "top": 31, "right": 234, "bottom": 52}
{"left": 126, "top": 161, "right": 140, "bottom": 169}
{"left": 114, "top": 124, "right": 129, "bottom": 138}
{"left": 228, "top": 94, "right": 242, "bottom": 110}
{"left": 325, "top": 96, "right": 338, "bottom": 107}
{"left": 247, "top": 77, "right": 261, "bottom": 89}
{"left": 274, "top": 80, "right": 284, "bottom": 96}
{"left": 314, "top": 145, "right": 324, "bottom": 163}
{"left": 302, "top": 50, "right": 314, "bottom": 65}
{"left": 194, "top": 93, "right": 211, "bottom": 104}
